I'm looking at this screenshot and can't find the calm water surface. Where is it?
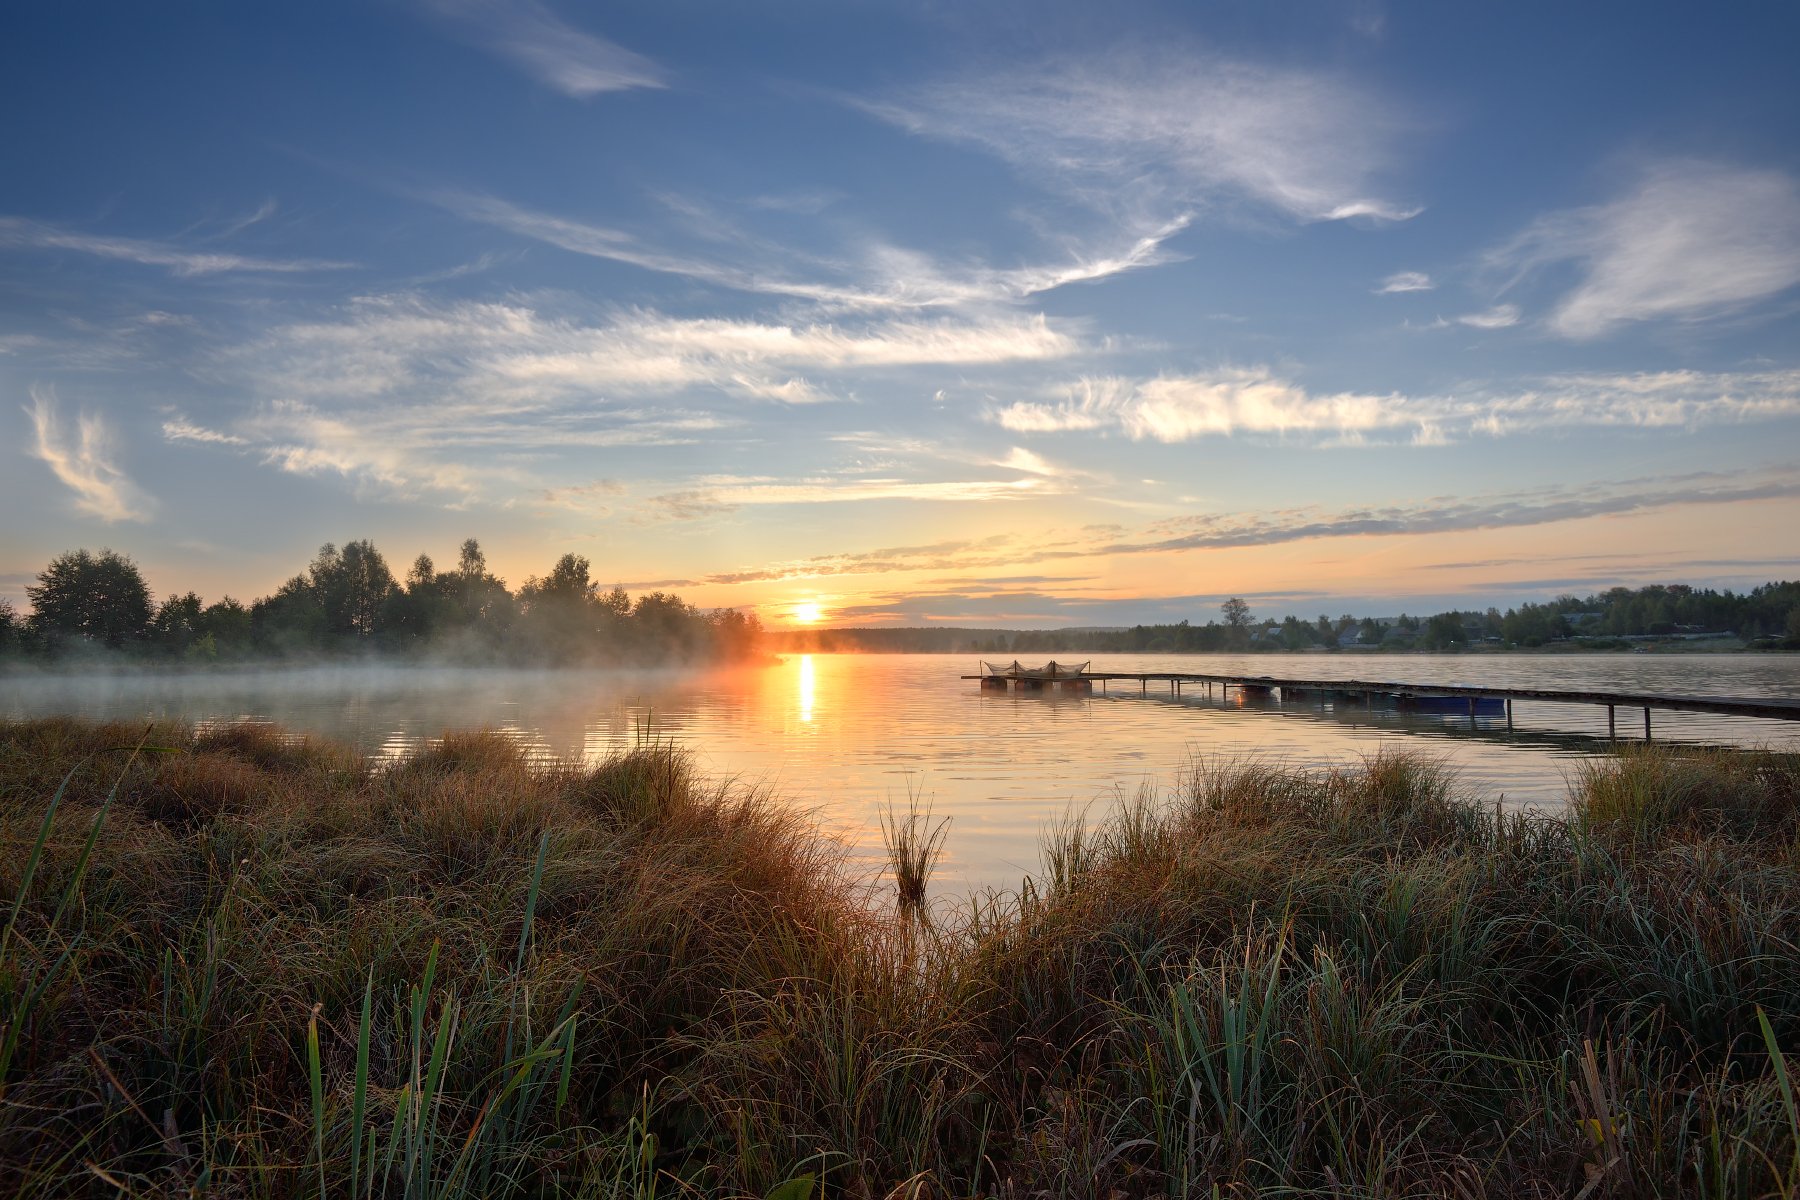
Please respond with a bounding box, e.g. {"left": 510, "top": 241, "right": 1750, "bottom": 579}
{"left": 6, "top": 653, "right": 1798, "bottom": 891}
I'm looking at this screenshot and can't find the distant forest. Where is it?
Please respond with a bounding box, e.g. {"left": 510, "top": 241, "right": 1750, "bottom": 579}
{"left": 772, "top": 581, "right": 1800, "bottom": 655}
{"left": 0, "top": 540, "right": 762, "bottom": 666}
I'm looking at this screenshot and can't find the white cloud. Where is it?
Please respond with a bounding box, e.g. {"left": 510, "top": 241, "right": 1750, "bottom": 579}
{"left": 1456, "top": 304, "right": 1520, "bottom": 329}
{"left": 24, "top": 387, "right": 155, "bottom": 522}
{"left": 162, "top": 416, "right": 248, "bottom": 445}
{"left": 642, "top": 475, "right": 1051, "bottom": 520}
{"left": 997, "top": 447, "right": 1056, "bottom": 475}
{"left": 235, "top": 294, "right": 1080, "bottom": 407}
{"left": 435, "top": 189, "right": 1185, "bottom": 309}
{"left": 1486, "top": 369, "right": 1800, "bottom": 432}
{"left": 1488, "top": 160, "right": 1800, "bottom": 339}
{"left": 995, "top": 370, "right": 1404, "bottom": 441}
{"left": 181, "top": 295, "right": 1083, "bottom": 498}
{"left": 1375, "top": 271, "right": 1433, "bottom": 294}
{"left": 728, "top": 376, "right": 834, "bottom": 404}
{"left": 236, "top": 401, "right": 481, "bottom": 499}
{"left": 992, "top": 366, "right": 1800, "bottom": 443}
{"left": 0, "top": 216, "right": 353, "bottom": 275}
{"left": 866, "top": 46, "right": 1417, "bottom": 225}
{"left": 420, "top": 0, "right": 663, "bottom": 97}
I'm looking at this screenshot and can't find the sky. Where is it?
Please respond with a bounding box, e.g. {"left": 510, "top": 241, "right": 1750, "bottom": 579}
{"left": 3, "top": 1, "right": 1799, "bottom": 629}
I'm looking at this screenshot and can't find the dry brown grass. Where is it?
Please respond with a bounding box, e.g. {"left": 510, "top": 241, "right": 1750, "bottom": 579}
{"left": 2, "top": 721, "right": 1799, "bottom": 1197}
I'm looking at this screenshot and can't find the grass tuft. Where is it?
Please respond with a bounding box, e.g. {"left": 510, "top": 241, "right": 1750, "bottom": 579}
{"left": 880, "top": 787, "right": 949, "bottom": 924}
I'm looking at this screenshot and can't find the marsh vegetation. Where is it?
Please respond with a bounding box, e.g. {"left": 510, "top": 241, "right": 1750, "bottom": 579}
{"left": 3, "top": 719, "right": 1799, "bottom": 1196}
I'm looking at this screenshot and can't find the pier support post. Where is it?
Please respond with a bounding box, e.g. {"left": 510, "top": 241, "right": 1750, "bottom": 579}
{"left": 1644, "top": 708, "right": 1652, "bottom": 740}
{"left": 1608, "top": 705, "right": 1616, "bottom": 739}
{"left": 1506, "top": 698, "right": 1513, "bottom": 730}
{"left": 1468, "top": 696, "right": 1477, "bottom": 729}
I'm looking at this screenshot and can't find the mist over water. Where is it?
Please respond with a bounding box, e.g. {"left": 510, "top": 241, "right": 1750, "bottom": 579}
{"left": 5, "top": 652, "right": 1797, "bottom": 890}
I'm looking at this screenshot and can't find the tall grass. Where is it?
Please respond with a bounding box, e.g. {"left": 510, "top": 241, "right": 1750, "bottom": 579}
{"left": 880, "top": 788, "right": 949, "bottom": 925}
{"left": 3, "top": 721, "right": 1799, "bottom": 1197}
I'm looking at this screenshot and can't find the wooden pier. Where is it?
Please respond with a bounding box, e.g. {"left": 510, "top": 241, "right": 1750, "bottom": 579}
{"left": 963, "top": 668, "right": 1800, "bottom": 738}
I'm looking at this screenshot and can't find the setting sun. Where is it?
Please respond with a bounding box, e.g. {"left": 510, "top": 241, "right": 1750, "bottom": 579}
{"left": 792, "top": 602, "right": 823, "bottom": 625}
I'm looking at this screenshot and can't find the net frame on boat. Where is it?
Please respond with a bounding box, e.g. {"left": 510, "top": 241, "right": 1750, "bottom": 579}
{"left": 979, "top": 660, "right": 1092, "bottom": 680}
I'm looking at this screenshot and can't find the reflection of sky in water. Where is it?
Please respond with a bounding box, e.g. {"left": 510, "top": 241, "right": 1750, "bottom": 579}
{"left": 6, "top": 654, "right": 1798, "bottom": 891}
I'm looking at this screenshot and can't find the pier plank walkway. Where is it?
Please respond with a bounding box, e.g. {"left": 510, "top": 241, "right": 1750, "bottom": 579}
{"left": 962, "top": 669, "right": 1800, "bottom": 726}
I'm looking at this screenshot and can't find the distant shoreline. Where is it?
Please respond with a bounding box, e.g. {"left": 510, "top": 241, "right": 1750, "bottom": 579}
{"left": 768, "top": 638, "right": 1794, "bottom": 655}
{"left": 1, "top": 643, "right": 1793, "bottom": 679}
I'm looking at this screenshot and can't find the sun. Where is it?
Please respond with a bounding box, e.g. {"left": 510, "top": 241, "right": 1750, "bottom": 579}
{"left": 792, "top": 602, "right": 823, "bottom": 625}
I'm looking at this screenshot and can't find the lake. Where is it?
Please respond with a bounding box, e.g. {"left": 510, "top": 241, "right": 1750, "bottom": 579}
{"left": 5, "top": 652, "right": 1798, "bottom": 891}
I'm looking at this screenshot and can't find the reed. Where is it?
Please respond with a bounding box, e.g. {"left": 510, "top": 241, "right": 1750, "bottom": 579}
{"left": 879, "top": 787, "right": 949, "bottom": 924}
{"left": 2, "top": 719, "right": 1799, "bottom": 1197}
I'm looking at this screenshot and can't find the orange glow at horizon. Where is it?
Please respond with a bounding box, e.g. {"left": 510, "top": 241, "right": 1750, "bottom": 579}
{"left": 676, "top": 496, "right": 1800, "bottom": 627}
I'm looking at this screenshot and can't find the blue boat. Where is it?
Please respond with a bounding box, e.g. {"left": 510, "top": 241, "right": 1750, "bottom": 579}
{"left": 1393, "top": 693, "right": 1505, "bottom": 715}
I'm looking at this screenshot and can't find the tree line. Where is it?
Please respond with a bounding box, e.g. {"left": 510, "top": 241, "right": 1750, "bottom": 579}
{"left": 0, "top": 540, "right": 764, "bottom": 666}
{"left": 768, "top": 581, "right": 1800, "bottom": 655}
{"left": 1000, "top": 583, "right": 1800, "bottom": 654}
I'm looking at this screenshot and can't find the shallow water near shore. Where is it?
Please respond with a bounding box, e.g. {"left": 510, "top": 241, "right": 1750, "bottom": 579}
{"left": 5, "top": 652, "right": 1798, "bottom": 890}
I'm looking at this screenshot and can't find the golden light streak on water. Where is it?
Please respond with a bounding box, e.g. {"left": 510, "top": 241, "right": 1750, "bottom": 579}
{"left": 798, "top": 653, "right": 815, "bottom": 723}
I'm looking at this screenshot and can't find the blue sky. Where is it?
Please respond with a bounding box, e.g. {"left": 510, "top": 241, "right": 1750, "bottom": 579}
{"left": 4, "top": 1, "right": 1798, "bottom": 627}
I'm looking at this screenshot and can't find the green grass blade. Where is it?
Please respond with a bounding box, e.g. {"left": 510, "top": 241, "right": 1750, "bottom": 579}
{"left": 1759, "top": 1008, "right": 1800, "bottom": 1185}
{"left": 515, "top": 829, "right": 551, "bottom": 975}
{"left": 350, "top": 970, "right": 372, "bottom": 1199}
{"left": 1, "top": 764, "right": 78, "bottom": 958}
{"left": 307, "top": 1008, "right": 326, "bottom": 1198}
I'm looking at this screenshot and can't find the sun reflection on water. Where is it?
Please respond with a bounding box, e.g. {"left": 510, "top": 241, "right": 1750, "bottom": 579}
{"left": 798, "top": 654, "right": 815, "bottom": 723}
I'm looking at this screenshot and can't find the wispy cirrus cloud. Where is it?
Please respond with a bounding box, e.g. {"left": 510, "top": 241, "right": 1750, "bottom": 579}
{"left": 191, "top": 397, "right": 731, "bottom": 501}
{"left": 433, "top": 189, "right": 1185, "bottom": 309}
{"left": 863, "top": 45, "right": 1419, "bottom": 226}
{"left": 1375, "top": 271, "right": 1434, "bottom": 294}
{"left": 0, "top": 216, "right": 353, "bottom": 275}
{"left": 229, "top": 293, "right": 1080, "bottom": 408}
{"left": 627, "top": 467, "right": 1800, "bottom": 591}
{"left": 538, "top": 478, "right": 626, "bottom": 512}
{"left": 171, "top": 294, "right": 1081, "bottom": 499}
{"left": 1455, "top": 304, "right": 1520, "bottom": 329}
{"left": 419, "top": 0, "right": 663, "bottom": 97}
{"left": 1109, "top": 469, "right": 1800, "bottom": 555}
{"left": 992, "top": 366, "right": 1800, "bottom": 444}
{"left": 1487, "top": 160, "right": 1800, "bottom": 339}
{"left": 24, "top": 387, "right": 154, "bottom": 522}
{"left": 639, "top": 475, "right": 1054, "bottom": 522}
{"left": 161, "top": 415, "right": 248, "bottom": 446}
